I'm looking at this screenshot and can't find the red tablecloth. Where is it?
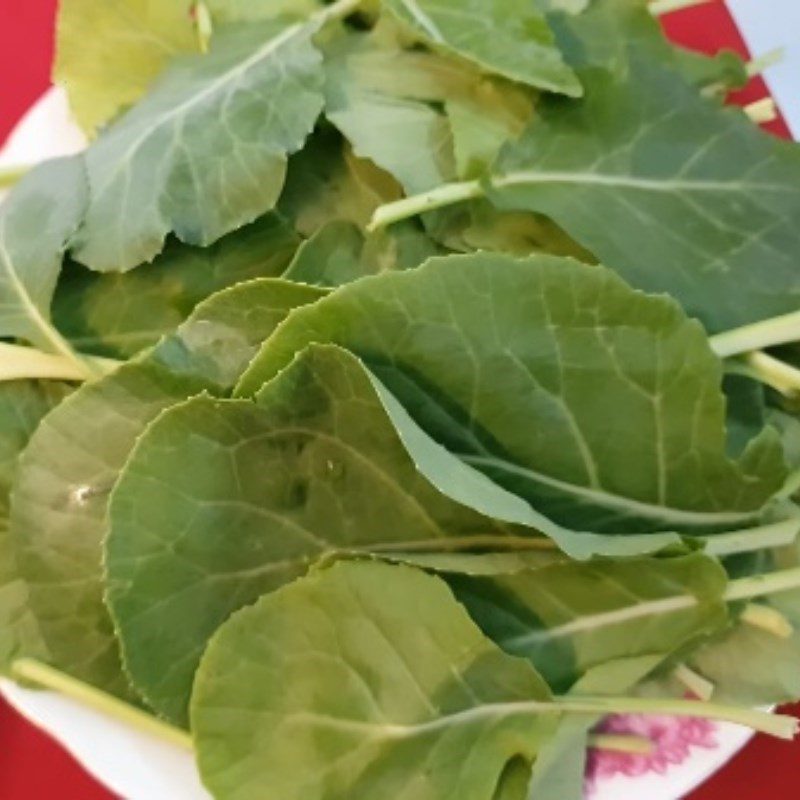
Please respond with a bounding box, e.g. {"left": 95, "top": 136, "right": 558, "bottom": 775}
{"left": 0, "top": 1, "right": 798, "bottom": 798}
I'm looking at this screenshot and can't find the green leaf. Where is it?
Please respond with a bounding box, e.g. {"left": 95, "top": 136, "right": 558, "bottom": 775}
{"left": 0, "top": 382, "right": 72, "bottom": 671}
{"left": 448, "top": 551, "right": 728, "bottom": 692}
{"left": 106, "top": 344, "right": 502, "bottom": 724}
{"left": 8, "top": 279, "right": 323, "bottom": 697}
{"left": 191, "top": 560, "right": 554, "bottom": 800}
{"left": 54, "top": 214, "right": 300, "bottom": 359}
{"left": 70, "top": 20, "right": 326, "bottom": 271}
{"left": 689, "top": 544, "right": 800, "bottom": 705}
{"left": 383, "top": 0, "right": 581, "bottom": 96}
{"left": 282, "top": 219, "right": 439, "bottom": 287}
{"left": 54, "top": 0, "right": 198, "bottom": 136}
{"left": 485, "top": 52, "right": 800, "bottom": 334}
{"left": 237, "top": 253, "right": 786, "bottom": 535}
{"left": 0, "top": 157, "right": 88, "bottom": 359}
{"left": 324, "top": 29, "right": 458, "bottom": 193}
{"left": 279, "top": 128, "right": 404, "bottom": 236}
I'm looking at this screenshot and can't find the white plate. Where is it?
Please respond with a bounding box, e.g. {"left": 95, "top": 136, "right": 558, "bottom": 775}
{"left": 0, "top": 89, "right": 766, "bottom": 800}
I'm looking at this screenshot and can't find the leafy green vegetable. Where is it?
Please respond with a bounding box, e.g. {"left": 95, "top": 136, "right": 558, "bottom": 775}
{"left": 449, "top": 551, "right": 728, "bottom": 691}
{"left": 0, "top": 157, "right": 88, "bottom": 362}
{"left": 0, "top": 381, "right": 72, "bottom": 671}
{"left": 191, "top": 560, "right": 556, "bottom": 800}
{"left": 8, "top": 280, "right": 323, "bottom": 696}
{"left": 383, "top": 0, "right": 581, "bottom": 96}
{"left": 106, "top": 344, "right": 502, "bottom": 724}
{"left": 70, "top": 18, "right": 328, "bottom": 271}
{"left": 4, "top": 1, "right": 800, "bottom": 794}
{"left": 54, "top": 214, "right": 299, "bottom": 359}
{"left": 54, "top": 0, "right": 198, "bottom": 136}
{"left": 238, "top": 253, "right": 786, "bottom": 535}
{"left": 482, "top": 53, "right": 800, "bottom": 333}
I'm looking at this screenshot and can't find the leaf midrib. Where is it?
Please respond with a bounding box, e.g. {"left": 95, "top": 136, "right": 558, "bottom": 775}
{"left": 461, "top": 453, "right": 760, "bottom": 527}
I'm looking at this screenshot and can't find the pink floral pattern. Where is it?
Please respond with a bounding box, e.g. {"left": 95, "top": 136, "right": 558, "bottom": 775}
{"left": 586, "top": 714, "right": 718, "bottom": 793}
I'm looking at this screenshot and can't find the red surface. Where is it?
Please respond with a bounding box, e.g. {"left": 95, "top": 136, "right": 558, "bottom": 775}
{"left": 0, "top": 1, "right": 798, "bottom": 799}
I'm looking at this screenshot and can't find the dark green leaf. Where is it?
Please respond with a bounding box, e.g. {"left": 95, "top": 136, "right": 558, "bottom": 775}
{"left": 238, "top": 254, "right": 786, "bottom": 536}
{"left": 106, "top": 344, "right": 502, "bottom": 723}
{"left": 8, "top": 279, "right": 323, "bottom": 697}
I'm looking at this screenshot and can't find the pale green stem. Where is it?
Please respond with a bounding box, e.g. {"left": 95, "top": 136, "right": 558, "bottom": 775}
{"left": 368, "top": 180, "right": 484, "bottom": 232}
{"left": 703, "top": 517, "right": 800, "bottom": 557}
{"left": 0, "top": 342, "right": 121, "bottom": 382}
{"left": 673, "top": 664, "right": 715, "bottom": 701}
{"left": 778, "top": 470, "right": 800, "bottom": 501}
{"left": 710, "top": 310, "right": 800, "bottom": 358}
{"left": 0, "top": 165, "right": 29, "bottom": 190}
{"left": 553, "top": 696, "right": 796, "bottom": 740}
{"left": 745, "top": 98, "right": 778, "bottom": 125}
{"left": 588, "top": 733, "right": 654, "bottom": 755}
{"left": 747, "top": 48, "right": 786, "bottom": 78}
{"left": 193, "top": 2, "right": 213, "bottom": 53}
{"left": 649, "top": 0, "right": 712, "bottom": 15}
{"left": 740, "top": 602, "right": 794, "bottom": 638}
{"left": 726, "top": 566, "right": 800, "bottom": 603}
{"left": 11, "top": 659, "right": 192, "bottom": 750}
{"left": 733, "top": 351, "right": 800, "bottom": 398}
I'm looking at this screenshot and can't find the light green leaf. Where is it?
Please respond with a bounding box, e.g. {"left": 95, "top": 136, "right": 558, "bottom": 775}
{"left": 0, "top": 382, "right": 72, "bottom": 671}
{"left": 448, "top": 551, "right": 728, "bottom": 692}
{"left": 70, "top": 20, "right": 326, "bottom": 271}
{"left": 324, "top": 30, "right": 458, "bottom": 194}
{"left": 191, "top": 560, "right": 554, "bottom": 800}
{"left": 0, "top": 157, "right": 88, "bottom": 359}
{"left": 54, "top": 214, "right": 299, "bottom": 359}
{"left": 485, "top": 53, "right": 800, "bottom": 334}
{"left": 54, "top": 0, "right": 198, "bottom": 136}
{"left": 8, "top": 279, "right": 323, "bottom": 697}
{"left": 383, "top": 0, "right": 581, "bottom": 96}
{"left": 106, "top": 344, "right": 502, "bottom": 724}
{"left": 237, "top": 253, "right": 786, "bottom": 535}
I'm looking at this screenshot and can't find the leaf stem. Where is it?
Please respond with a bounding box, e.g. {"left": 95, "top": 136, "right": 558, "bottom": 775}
{"left": 588, "top": 733, "right": 654, "bottom": 755}
{"left": 0, "top": 342, "right": 121, "bottom": 382}
{"left": 726, "top": 566, "right": 800, "bottom": 604}
{"left": 710, "top": 310, "right": 800, "bottom": 358}
{"left": 673, "top": 663, "right": 715, "bottom": 701}
{"left": 649, "top": 0, "right": 712, "bottom": 15}
{"left": 554, "top": 695, "right": 796, "bottom": 740}
{"left": 368, "top": 180, "right": 484, "bottom": 231}
{"left": 732, "top": 352, "right": 800, "bottom": 399}
{"left": 702, "top": 516, "right": 800, "bottom": 557}
{"left": 11, "top": 659, "right": 192, "bottom": 750}
{"left": 746, "top": 48, "right": 785, "bottom": 78}
{"left": 740, "top": 602, "right": 794, "bottom": 638}
{"left": 745, "top": 98, "right": 778, "bottom": 125}
{"left": 0, "top": 165, "right": 29, "bottom": 190}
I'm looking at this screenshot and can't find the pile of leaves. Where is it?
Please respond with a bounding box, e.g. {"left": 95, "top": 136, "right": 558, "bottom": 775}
{"left": 3, "top": 0, "right": 800, "bottom": 797}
